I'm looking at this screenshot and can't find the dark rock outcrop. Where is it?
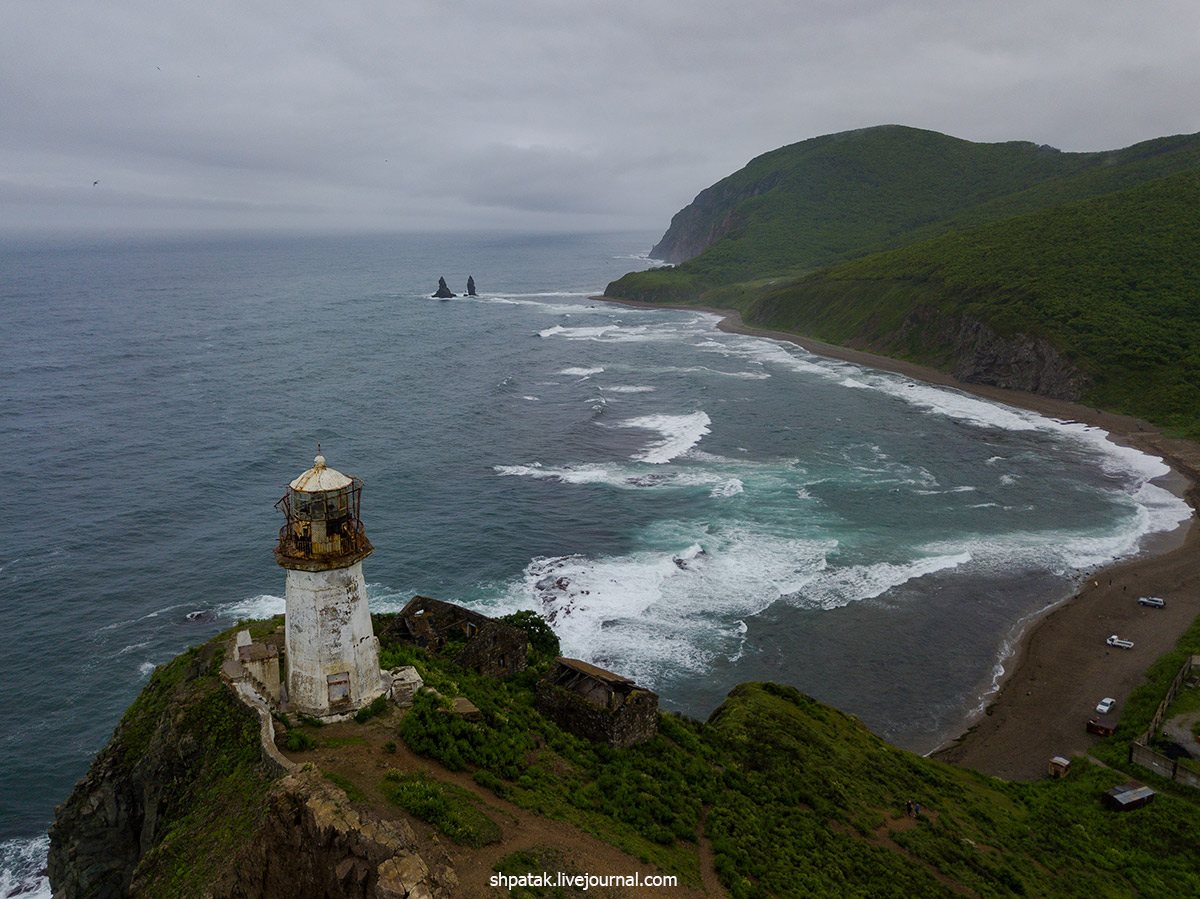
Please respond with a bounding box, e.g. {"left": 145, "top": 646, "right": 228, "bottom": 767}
{"left": 877, "top": 306, "right": 1092, "bottom": 401}
{"left": 197, "top": 771, "right": 455, "bottom": 899}
{"left": 47, "top": 649, "right": 241, "bottom": 898}
{"left": 650, "top": 171, "right": 783, "bottom": 264}
{"left": 466, "top": 276, "right": 476, "bottom": 296}
{"left": 432, "top": 277, "right": 455, "bottom": 298}
{"left": 947, "top": 317, "right": 1092, "bottom": 400}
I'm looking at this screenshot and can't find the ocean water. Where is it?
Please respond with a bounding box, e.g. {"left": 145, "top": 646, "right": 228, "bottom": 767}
{"left": 0, "top": 230, "right": 1189, "bottom": 893}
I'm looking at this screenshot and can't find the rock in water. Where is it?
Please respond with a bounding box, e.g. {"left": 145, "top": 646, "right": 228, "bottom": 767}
{"left": 432, "top": 277, "right": 455, "bottom": 298}
{"left": 466, "top": 276, "right": 476, "bottom": 296}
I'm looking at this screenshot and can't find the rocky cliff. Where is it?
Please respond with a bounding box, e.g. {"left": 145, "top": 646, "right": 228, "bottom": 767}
{"left": 650, "top": 169, "right": 783, "bottom": 264}
{"left": 873, "top": 306, "right": 1093, "bottom": 401}
{"left": 47, "top": 639, "right": 451, "bottom": 899}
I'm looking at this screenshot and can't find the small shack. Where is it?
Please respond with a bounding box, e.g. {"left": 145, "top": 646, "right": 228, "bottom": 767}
{"left": 1047, "top": 756, "right": 1071, "bottom": 778}
{"left": 1102, "top": 782, "right": 1156, "bottom": 812}
{"left": 382, "top": 596, "right": 528, "bottom": 678}
{"left": 536, "top": 657, "right": 658, "bottom": 748}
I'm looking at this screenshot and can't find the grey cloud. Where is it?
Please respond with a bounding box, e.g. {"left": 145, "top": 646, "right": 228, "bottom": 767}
{"left": 2, "top": 0, "right": 1198, "bottom": 234}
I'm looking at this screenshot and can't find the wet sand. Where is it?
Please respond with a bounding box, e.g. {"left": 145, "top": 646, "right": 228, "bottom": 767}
{"left": 599, "top": 297, "right": 1200, "bottom": 780}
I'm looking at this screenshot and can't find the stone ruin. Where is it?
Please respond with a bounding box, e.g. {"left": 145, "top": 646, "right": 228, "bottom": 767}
{"left": 535, "top": 657, "right": 658, "bottom": 748}
{"left": 381, "top": 596, "right": 528, "bottom": 678}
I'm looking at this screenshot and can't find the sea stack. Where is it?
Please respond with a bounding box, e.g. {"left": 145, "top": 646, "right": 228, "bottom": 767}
{"left": 467, "top": 275, "right": 476, "bottom": 296}
{"left": 274, "top": 454, "right": 384, "bottom": 717}
{"left": 432, "top": 277, "right": 455, "bottom": 298}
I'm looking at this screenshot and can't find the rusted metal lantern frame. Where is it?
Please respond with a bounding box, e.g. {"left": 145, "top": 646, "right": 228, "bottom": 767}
{"left": 274, "top": 477, "right": 372, "bottom": 569}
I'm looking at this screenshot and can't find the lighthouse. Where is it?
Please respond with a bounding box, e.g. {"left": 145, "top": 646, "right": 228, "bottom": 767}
{"left": 274, "top": 454, "right": 384, "bottom": 717}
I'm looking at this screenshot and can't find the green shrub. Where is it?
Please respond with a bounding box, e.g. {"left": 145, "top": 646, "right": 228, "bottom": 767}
{"left": 353, "top": 692, "right": 389, "bottom": 724}
{"left": 499, "top": 610, "right": 562, "bottom": 659}
{"left": 382, "top": 771, "right": 501, "bottom": 848}
{"left": 284, "top": 731, "right": 317, "bottom": 752}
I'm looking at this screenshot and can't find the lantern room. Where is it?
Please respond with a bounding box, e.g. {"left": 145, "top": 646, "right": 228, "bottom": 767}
{"left": 274, "top": 454, "right": 372, "bottom": 569}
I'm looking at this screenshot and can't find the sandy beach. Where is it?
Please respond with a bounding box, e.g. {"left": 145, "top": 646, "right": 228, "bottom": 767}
{"left": 600, "top": 297, "right": 1200, "bottom": 781}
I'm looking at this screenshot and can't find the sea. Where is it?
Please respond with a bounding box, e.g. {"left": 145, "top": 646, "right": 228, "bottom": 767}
{"left": 0, "top": 230, "right": 1190, "bottom": 894}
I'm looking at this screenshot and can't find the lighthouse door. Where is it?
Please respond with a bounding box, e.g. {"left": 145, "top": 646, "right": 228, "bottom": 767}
{"left": 327, "top": 672, "right": 351, "bottom": 705}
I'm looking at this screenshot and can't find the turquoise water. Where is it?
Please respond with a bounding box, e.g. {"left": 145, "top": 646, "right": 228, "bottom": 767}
{"left": 0, "top": 231, "right": 1188, "bottom": 893}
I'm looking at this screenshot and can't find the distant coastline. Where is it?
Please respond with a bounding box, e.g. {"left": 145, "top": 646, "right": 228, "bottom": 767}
{"left": 597, "top": 294, "right": 1200, "bottom": 780}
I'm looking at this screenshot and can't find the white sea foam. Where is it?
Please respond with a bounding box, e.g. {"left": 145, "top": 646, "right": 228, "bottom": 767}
{"left": 603, "top": 385, "right": 656, "bottom": 393}
{"left": 539, "top": 324, "right": 619, "bottom": 340}
{"left": 138, "top": 661, "right": 157, "bottom": 677}
{"left": 780, "top": 552, "right": 974, "bottom": 610}
{"left": 0, "top": 836, "right": 51, "bottom": 899}
{"left": 709, "top": 479, "right": 745, "bottom": 497}
{"left": 560, "top": 366, "right": 604, "bottom": 377}
{"left": 476, "top": 524, "right": 841, "bottom": 686}
{"left": 622, "top": 411, "right": 712, "bottom": 463}
{"left": 683, "top": 321, "right": 1190, "bottom": 551}
{"left": 494, "top": 461, "right": 743, "bottom": 497}
{"left": 220, "top": 593, "right": 285, "bottom": 620}
{"left": 472, "top": 525, "right": 979, "bottom": 689}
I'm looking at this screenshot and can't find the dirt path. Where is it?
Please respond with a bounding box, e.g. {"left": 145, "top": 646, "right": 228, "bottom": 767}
{"left": 281, "top": 708, "right": 717, "bottom": 897}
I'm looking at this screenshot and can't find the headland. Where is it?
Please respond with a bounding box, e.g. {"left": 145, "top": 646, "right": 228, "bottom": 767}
{"left": 598, "top": 295, "right": 1200, "bottom": 781}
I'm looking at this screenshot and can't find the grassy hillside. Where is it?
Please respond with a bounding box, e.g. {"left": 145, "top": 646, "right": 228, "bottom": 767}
{"left": 58, "top": 608, "right": 1200, "bottom": 898}
{"left": 744, "top": 172, "right": 1200, "bottom": 437}
{"left": 630, "top": 125, "right": 1200, "bottom": 289}
{"left": 606, "top": 125, "right": 1200, "bottom": 437}
{"left": 362, "top": 614, "right": 1200, "bottom": 899}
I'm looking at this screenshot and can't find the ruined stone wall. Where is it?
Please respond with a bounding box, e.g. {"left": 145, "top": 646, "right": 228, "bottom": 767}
{"left": 535, "top": 683, "right": 658, "bottom": 749}
{"left": 453, "top": 621, "right": 527, "bottom": 678}
{"left": 608, "top": 690, "right": 660, "bottom": 749}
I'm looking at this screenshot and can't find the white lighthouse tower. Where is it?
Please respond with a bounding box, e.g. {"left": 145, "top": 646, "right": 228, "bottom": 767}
{"left": 274, "top": 454, "right": 384, "bottom": 717}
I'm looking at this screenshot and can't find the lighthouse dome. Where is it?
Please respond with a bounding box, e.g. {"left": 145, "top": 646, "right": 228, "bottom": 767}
{"left": 289, "top": 454, "right": 352, "bottom": 492}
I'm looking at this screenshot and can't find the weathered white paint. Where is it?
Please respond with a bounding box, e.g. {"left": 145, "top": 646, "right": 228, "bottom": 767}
{"left": 284, "top": 561, "right": 383, "bottom": 716}
{"left": 289, "top": 454, "right": 352, "bottom": 492}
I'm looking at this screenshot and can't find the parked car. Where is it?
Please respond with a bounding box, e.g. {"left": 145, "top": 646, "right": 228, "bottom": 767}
{"left": 1096, "top": 697, "right": 1116, "bottom": 714}
{"left": 1106, "top": 635, "right": 1134, "bottom": 649}
{"left": 1138, "top": 596, "right": 1166, "bottom": 608}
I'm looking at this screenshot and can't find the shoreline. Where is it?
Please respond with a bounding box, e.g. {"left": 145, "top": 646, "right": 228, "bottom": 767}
{"left": 597, "top": 295, "right": 1200, "bottom": 780}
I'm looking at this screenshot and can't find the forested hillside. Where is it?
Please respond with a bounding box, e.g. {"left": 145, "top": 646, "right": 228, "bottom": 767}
{"left": 607, "top": 126, "right": 1200, "bottom": 437}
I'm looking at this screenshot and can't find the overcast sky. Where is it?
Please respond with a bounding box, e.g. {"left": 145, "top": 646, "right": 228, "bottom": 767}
{"left": 4, "top": 0, "right": 1199, "bottom": 236}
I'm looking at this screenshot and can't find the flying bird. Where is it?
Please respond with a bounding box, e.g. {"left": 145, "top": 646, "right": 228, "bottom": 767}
{"left": 93, "top": 181, "right": 99, "bottom": 186}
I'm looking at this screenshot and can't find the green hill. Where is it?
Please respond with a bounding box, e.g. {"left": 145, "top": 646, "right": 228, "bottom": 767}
{"left": 50, "top": 612, "right": 1200, "bottom": 898}
{"left": 607, "top": 126, "right": 1200, "bottom": 437}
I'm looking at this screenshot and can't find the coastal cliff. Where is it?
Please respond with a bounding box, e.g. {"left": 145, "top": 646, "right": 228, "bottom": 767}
{"left": 47, "top": 636, "right": 450, "bottom": 899}
{"left": 609, "top": 126, "right": 1200, "bottom": 437}
{"left": 48, "top": 614, "right": 1200, "bottom": 898}
{"left": 848, "top": 304, "right": 1093, "bottom": 401}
